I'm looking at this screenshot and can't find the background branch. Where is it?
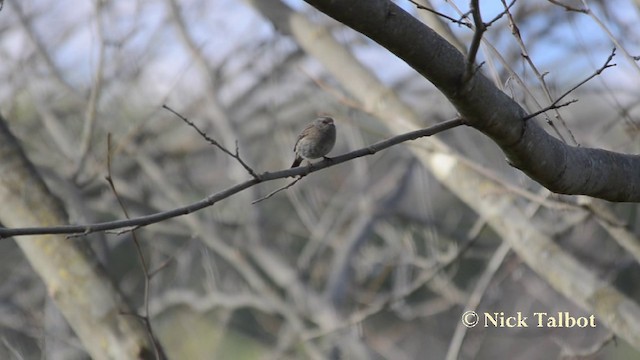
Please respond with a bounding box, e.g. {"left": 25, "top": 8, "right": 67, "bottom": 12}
{"left": 0, "top": 116, "right": 157, "bottom": 359}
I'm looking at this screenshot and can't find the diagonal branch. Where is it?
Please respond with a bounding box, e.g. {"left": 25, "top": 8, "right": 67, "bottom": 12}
{"left": 162, "top": 104, "right": 260, "bottom": 179}
{"left": 501, "top": 0, "right": 575, "bottom": 144}
{"left": 302, "top": 0, "right": 640, "bottom": 202}
{"left": 105, "top": 134, "right": 167, "bottom": 360}
{"left": 0, "top": 118, "right": 465, "bottom": 239}
{"left": 524, "top": 47, "right": 616, "bottom": 120}
{"left": 407, "top": 0, "right": 471, "bottom": 27}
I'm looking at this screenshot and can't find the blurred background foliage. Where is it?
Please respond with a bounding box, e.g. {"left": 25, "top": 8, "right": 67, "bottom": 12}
{"left": 0, "top": 0, "right": 640, "bottom": 359}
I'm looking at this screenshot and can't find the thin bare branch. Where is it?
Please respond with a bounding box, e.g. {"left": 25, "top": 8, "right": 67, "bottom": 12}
{"left": 523, "top": 99, "right": 578, "bottom": 121}
{"left": 73, "top": 1, "right": 107, "bottom": 181}
{"left": 162, "top": 104, "right": 260, "bottom": 179}
{"left": 501, "top": 0, "right": 576, "bottom": 144}
{"left": 251, "top": 177, "right": 303, "bottom": 204}
{"left": 524, "top": 48, "right": 617, "bottom": 120}
{"left": 407, "top": 0, "right": 471, "bottom": 27}
{"left": 0, "top": 118, "right": 465, "bottom": 239}
{"left": 459, "top": 0, "right": 515, "bottom": 84}
{"left": 579, "top": 1, "right": 640, "bottom": 77}
{"left": 462, "top": 0, "right": 485, "bottom": 84}
{"left": 486, "top": 0, "right": 516, "bottom": 27}
{"left": 547, "top": 0, "right": 588, "bottom": 13}
{"left": 105, "top": 134, "right": 166, "bottom": 360}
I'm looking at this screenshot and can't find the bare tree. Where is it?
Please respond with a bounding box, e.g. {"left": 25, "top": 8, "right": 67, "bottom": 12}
{"left": 0, "top": 0, "right": 639, "bottom": 359}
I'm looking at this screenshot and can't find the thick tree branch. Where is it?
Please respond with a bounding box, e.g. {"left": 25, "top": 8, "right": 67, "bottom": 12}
{"left": 302, "top": 0, "right": 640, "bottom": 202}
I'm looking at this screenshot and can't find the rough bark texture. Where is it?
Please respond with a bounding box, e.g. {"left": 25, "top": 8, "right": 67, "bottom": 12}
{"left": 303, "top": 0, "right": 640, "bottom": 202}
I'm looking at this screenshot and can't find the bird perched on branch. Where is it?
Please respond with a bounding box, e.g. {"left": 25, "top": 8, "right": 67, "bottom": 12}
{"left": 290, "top": 116, "right": 337, "bottom": 168}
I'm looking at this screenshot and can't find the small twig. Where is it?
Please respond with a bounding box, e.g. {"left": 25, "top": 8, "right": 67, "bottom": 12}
{"left": 148, "top": 254, "right": 177, "bottom": 278}
{"left": 457, "top": 9, "right": 473, "bottom": 24}
{"left": 501, "top": 0, "right": 573, "bottom": 144}
{"left": 105, "top": 134, "right": 165, "bottom": 360}
{"left": 547, "top": 0, "right": 588, "bottom": 13}
{"left": 162, "top": 104, "right": 260, "bottom": 179}
{"left": 407, "top": 0, "right": 471, "bottom": 28}
{"left": 524, "top": 48, "right": 617, "bottom": 120}
{"left": 73, "top": 1, "right": 107, "bottom": 182}
{"left": 252, "top": 177, "right": 304, "bottom": 204}
{"left": 523, "top": 99, "right": 578, "bottom": 121}
{"left": 462, "top": 0, "right": 485, "bottom": 84}
{"left": 110, "top": 226, "right": 142, "bottom": 235}
{"left": 579, "top": 0, "right": 640, "bottom": 77}
{"left": 485, "top": 0, "right": 516, "bottom": 27}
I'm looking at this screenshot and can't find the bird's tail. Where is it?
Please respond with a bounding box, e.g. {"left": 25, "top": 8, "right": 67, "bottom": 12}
{"left": 291, "top": 157, "right": 302, "bottom": 168}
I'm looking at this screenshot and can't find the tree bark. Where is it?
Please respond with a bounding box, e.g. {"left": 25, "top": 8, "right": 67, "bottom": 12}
{"left": 0, "top": 116, "right": 160, "bottom": 359}
{"left": 303, "top": 0, "right": 640, "bottom": 202}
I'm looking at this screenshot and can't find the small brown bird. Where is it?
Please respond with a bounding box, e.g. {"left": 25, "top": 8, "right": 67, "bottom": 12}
{"left": 291, "top": 116, "right": 337, "bottom": 168}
